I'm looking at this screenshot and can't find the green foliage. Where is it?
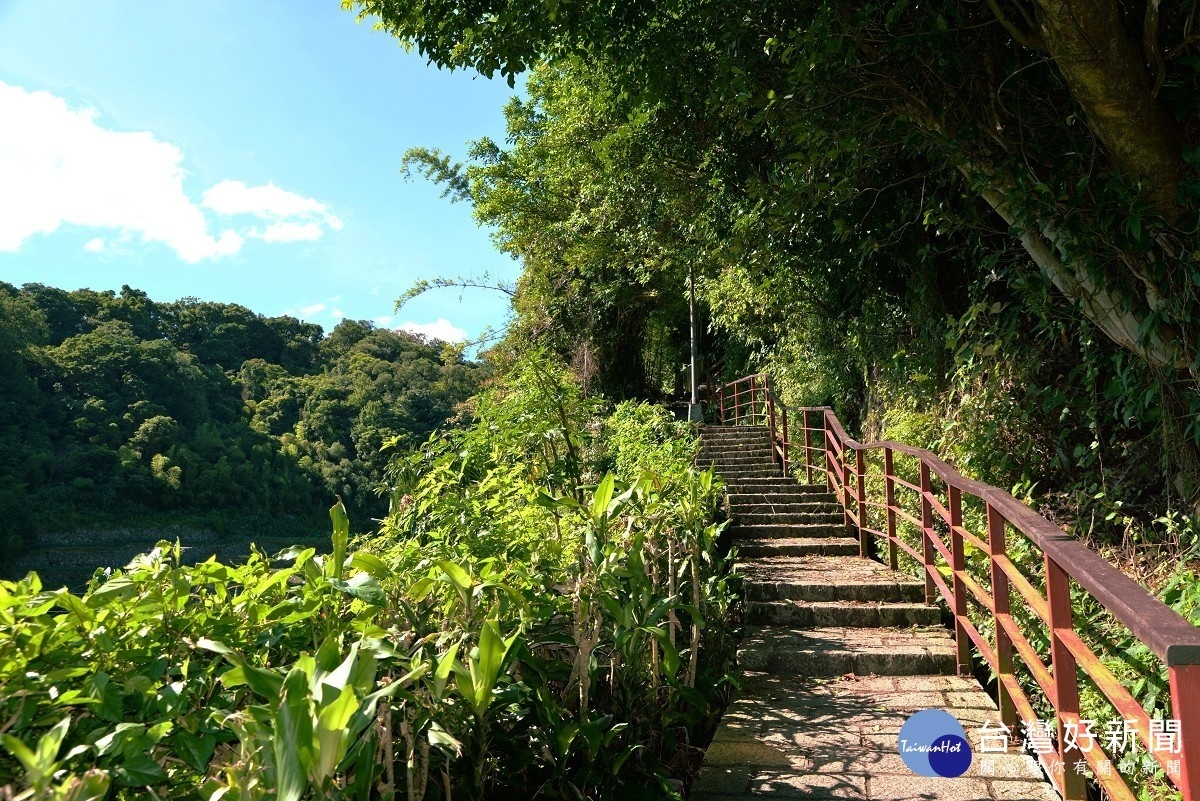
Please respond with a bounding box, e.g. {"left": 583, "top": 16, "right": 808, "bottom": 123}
{"left": 0, "top": 361, "right": 735, "bottom": 799}
{"left": 600, "top": 401, "right": 699, "bottom": 481}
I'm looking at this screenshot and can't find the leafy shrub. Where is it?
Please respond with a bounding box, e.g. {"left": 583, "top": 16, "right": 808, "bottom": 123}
{"left": 0, "top": 359, "right": 736, "bottom": 800}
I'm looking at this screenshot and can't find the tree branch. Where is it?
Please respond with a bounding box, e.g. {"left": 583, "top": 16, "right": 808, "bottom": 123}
{"left": 985, "top": 0, "right": 1047, "bottom": 50}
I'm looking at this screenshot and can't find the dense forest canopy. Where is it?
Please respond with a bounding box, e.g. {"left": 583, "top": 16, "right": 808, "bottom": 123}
{"left": 0, "top": 282, "right": 485, "bottom": 571}
{"left": 355, "top": 0, "right": 1200, "bottom": 546}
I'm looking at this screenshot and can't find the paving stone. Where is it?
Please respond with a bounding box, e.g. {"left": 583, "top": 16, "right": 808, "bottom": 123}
{"left": 704, "top": 739, "right": 796, "bottom": 768}
{"left": 986, "top": 779, "right": 1062, "bottom": 800}
{"left": 868, "top": 775, "right": 992, "bottom": 800}
{"left": 751, "top": 771, "right": 867, "bottom": 797}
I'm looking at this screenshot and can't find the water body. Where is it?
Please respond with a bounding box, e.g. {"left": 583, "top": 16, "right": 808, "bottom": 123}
{"left": 3, "top": 527, "right": 329, "bottom": 591}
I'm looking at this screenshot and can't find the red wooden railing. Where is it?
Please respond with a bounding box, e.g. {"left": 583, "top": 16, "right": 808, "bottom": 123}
{"left": 716, "top": 373, "right": 1200, "bottom": 801}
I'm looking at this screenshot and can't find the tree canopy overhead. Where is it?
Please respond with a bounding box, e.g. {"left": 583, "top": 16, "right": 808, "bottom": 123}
{"left": 353, "top": 0, "right": 1200, "bottom": 515}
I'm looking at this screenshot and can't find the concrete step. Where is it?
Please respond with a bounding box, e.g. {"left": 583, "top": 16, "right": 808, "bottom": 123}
{"left": 736, "top": 537, "right": 860, "bottom": 558}
{"left": 735, "top": 511, "right": 845, "bottom": 525}
{"left": 746, "top": 599, "right": 941, "bottom": 627}
{"left": 736, "top": 626, "right": 955, "bottom": 676}
{"left": 731, "top": 522, "right": 849, "bottom": 539}
{"left": 739, "top": 556, "right": 924, "bottom": 603}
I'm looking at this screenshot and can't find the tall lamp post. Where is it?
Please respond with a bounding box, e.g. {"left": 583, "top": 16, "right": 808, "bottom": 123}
{"left": 688, "top": 264, "right": 703, "bottom": 422}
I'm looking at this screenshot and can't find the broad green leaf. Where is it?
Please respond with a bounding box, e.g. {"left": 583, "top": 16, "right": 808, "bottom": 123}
{"left": 114, "top": 753, "right": 167, "bottom": 787}
{"left": 35, "top": 716, "right": 71, "bottom": 771}
{"left": 315, "top": 684, "right": 358, "bottom": 780}
{"left": 275, "top": 667, "right": 315, "bottom": 801}
{"left": 590, "top": 473, "right": 615, "bottom": 521}
{"left": 329, "top": 499, "right": 350, "bottom": 580}
{"left": 348, "top": 552, "right": 391, "bottom": 580}
{"left": 436, "top": 561, "right": 473, "bottom": 590}
{"left": 173, "top": 731, "right": 216, "bottom": 773}
{"left": 330, "top": 573, "right": 386, "bottom": 606}
{"left": 433, "top": 641, "right": 460, "bottom": 698}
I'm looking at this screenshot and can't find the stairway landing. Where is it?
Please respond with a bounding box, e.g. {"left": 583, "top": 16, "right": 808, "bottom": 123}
{"left": 694, "top": 425, "right": 1057, "bottom": 800}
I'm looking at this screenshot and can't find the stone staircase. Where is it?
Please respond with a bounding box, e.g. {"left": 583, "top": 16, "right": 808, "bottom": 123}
{"left": 692, "top": 425, "right": 1057, "bottom": 800}
{"left": 697, "top": 425, "right": 955, "bottom": 678}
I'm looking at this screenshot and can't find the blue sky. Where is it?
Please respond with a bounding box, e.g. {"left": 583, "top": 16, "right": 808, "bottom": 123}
{"left": 0, "top": 0, "right": 522, "bottom": 344}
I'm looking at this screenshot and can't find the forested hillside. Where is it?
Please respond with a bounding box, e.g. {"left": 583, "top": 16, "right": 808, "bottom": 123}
{"left": 370, "top": 0, "right": 1200, "bottom": 569}
{"left": 0, "top": 283, "right": 484, "bottom": 573}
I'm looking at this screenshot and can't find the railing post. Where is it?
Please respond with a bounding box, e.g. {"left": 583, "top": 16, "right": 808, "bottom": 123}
{"left": 856, "top": 448, "right": 868, "bottom": 558}
{"left": 765, "top": 377, "right": 778, "bottom": 470}
{"left": 802, "top": 410, "right": 813, "bottom": 484}
{"left": 1045, "top": 556, "right": 1086, "bottom": 800}
{"left": 919, "top": 461, "right": 936, "bottom": 606}
{"left": 734, "top": 380, "right": 740, "bottom": 425}
{"left": 1169, "top": 663, "right": 1200, "bottom": 801}
{"left": 823, "top": 411, "right": 835, "bottom": 493}
{"left": 883, "top": 447, "right": 898, "bottom": 571}
{"left": 948, "top": 485, "right": 971, "bottom": 676}
{"left": 780, "top": 405, "right": 789, "bottom": 477}
{"left": 986, "top": 503, "right": 1016, "bottom": 731}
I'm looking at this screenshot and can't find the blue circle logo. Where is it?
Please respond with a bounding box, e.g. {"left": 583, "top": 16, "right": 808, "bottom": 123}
{"left": 898, "top": 710, "right": 973, "bottom": 777}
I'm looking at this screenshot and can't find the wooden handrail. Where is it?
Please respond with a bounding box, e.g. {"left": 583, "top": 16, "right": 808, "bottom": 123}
{"left": 715, "top": 372, "right": 1200, "bottom": 801}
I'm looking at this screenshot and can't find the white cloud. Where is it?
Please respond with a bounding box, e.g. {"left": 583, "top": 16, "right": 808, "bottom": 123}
{"left": 0, "top": 81, "right": 338, "bottom": 261}
{"left": 373, "top": 314, "right": 394, "bottom": 327}
{"left": 399, "top": 318, "right": 467, "bottom": 343}
{"left": 202, "top": 180, "right": 343, "bottom": 232}
{"left": 300, "top": 303, "right": 326, "bottom": 316}
{"left": 248, "top": 221, "right": 323, "bottom": 243}
{"left": 331, "top": 308, "right": 345, "bottom": 319}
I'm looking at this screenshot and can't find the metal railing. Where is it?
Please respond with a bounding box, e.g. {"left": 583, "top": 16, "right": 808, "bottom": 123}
{"left": 716, "top": 373, "right": 1200, "bottom": 801}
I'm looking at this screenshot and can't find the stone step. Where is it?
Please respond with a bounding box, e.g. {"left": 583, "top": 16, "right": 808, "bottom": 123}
{"left": 699, "top": 441, "right": 772, "bottom": 450}
{"left": 736, "top": 626, "right": 956, "bottom": 676}
{"left": 746, "top": 599, "right": 941, "bottom": 627}
{"left": 727, "top": 491, "right": 837, "bottom": 506}
{"left": 728, "top": 501, "right": 840, "bottom": 513}
{"left": 734, "top": 511, "right": 845, "bottom": 525}
{"left": 697, "top": 454, "right": 776, "bottom": 465}
{"left": 736, "top": 537, "right": 859, "bottom": 558}
{"left": 726, "top": 479, "right": 829, "bottom": 491}
{"left": 731, "top": 522, "right": 848, "bottom": 539}
{"left": 701, "top": 438, "right": 771, "bottom": 449}
{"left": 701, "top": 429, "right": 770, "bottom": 439}
{"left": 719, "top": 467, "right": 792, "bottom": 478}
{"left": 739, "top": 556, "right": 924, "bottom": 603}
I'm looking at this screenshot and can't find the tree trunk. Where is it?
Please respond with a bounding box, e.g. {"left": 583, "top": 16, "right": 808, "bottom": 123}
{"left": 1031, "top": 0, "right": 1183, "bottom": 219}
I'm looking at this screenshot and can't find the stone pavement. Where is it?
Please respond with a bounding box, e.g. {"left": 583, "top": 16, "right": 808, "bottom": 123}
{"left": 692, "top": 425, "right": 1058, "bottom": 800}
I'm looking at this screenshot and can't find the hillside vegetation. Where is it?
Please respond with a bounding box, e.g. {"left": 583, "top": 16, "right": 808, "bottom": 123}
{"left": 0, "top": 283, "right": 484, "bottom": 575}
